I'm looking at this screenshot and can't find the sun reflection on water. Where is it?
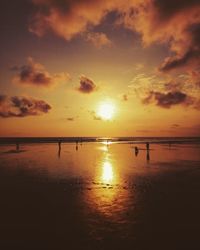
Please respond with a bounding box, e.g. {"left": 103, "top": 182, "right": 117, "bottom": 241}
{"left": 102, "top": 161, "right": 113, "bottom": 184}
{"left": 83, "top": 149, "right": 129, "bottom": 221}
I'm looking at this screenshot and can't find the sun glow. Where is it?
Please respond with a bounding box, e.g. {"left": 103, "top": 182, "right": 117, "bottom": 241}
{"left": 97, "top": 102, "right": 115, "bottom": 120}
{"left": 102, "top": 161, "right": 114, "bottom": 183}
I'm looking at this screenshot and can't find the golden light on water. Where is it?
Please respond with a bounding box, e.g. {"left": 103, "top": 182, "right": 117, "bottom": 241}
{"left": 102, "top": 161, "right": 114, "bottom": 183}
{"left": 97, "top": 102, "right": 115, "bottom": 120}
{"left": 83, "top": 147, "right": 131, "bottom": 220}
{"left": 84, "top": 154, "right": 131, "bottom": 220}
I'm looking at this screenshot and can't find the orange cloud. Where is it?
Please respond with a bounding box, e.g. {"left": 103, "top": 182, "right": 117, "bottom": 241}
{"left": 0, "top": 95, "right": 51, "bottom": 118}
{"left": 12, "top": 57, "right": 70, "bottom": 87}
{"left": 30, "top": 0, "right": 200, "bottom": 72}
{"left": 85, "top": 32, "right": 112, "bottom": 48}
{"left": 30, "top": 0, "right": 117, "bottom": 40}
{"left": 118, "top": 0, "right": 200, "bottom": 71}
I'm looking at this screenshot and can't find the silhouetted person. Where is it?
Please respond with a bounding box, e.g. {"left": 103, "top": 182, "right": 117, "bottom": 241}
{"left": 146, "top": 150, "right": 150, "bottom": 162}
{"left": 146, "top": 142, "right": 150, "bottom": 151}
{"left": 16, "top": 142, "right": 19, "bottom": 151}
{"left": 58, "top": 146, "right": 61, "bottom": 158}
{"left": 76, "top": 140, "right": 78, "bottom": 151}
{"left": 57, "top": 140, "right": 62, "bottom": 158}
{"left": 135, "top": 146, "right": 139, "bottom": 156}
{"left": 58, "top": 140, "right": 62, "bottom": 149}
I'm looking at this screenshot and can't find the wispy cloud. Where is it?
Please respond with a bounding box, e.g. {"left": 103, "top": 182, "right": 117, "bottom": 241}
{"left": 88, "top": 110, "right": 102, "bottom": 120}
{"left": 85, "top": 32, "right": 112, "bottom": 48}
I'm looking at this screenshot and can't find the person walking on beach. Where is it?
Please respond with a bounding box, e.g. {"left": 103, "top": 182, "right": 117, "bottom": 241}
{"left": 146, "top": 142, "right": 150, "bottom": 151}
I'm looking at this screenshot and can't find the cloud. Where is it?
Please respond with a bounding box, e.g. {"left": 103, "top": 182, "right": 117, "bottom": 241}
{"left": 0, "top": 95, "right": 51, "bottom": 118}
{"left": 171, "top": 124, "right": 180, "bottom": 129}
{"left": 159, "top": 23, "right": 200, "bottom": 72}
{"left": 143, "top": 90, "right": 200, "bottom": 109}
{"left": 66, "top": 117, "right": 75, "bottom": 121}
{"left": 85, "top": 32, "right": 112, "bottom": 48}
{"left": 29, "top": 0, "right": 119, "bottom": 40}
{"left": 29, "top": 0, "right": 200, "bottom": 73}
{"left": 129, "top": 72, "right": 200, "bottom": 103}
{"left": 117, "top": 1, "right": 200, "bottom": 72}
{"left": 122, "top": 94, "right": 128, "bottom": 101}
{"left": 88, "top": 110, "right": 102, "bottom": 120}
{"left": 77, "top": 75, "right": 97, "bottom": 94}
{"left": 135, "top": 63, "right": 144, "bottom": 71}
{"left": 12, "top": 57, "right": 70, "bottom": 87}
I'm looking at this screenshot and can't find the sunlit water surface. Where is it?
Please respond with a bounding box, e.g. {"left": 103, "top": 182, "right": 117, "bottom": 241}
{"left": 0, "top": 142, "right": 200, "bottom": 250}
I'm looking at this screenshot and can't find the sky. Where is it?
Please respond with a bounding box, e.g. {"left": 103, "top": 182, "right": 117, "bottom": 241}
{"left": 0, "top": 0, "right": 200, "bottom": 137}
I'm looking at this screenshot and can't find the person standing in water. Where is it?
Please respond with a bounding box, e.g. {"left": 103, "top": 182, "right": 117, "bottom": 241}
{"left": 146, "top": 142, "right": 150, "bottom": 162}
{"left": 16, "top": 142, "right": 19, "bottom": 151}
{"left": 58, "top": 140, "right": 62, "bottom": 158}
{"left": 135, "top": 146, "right": 139, "bottom": 156}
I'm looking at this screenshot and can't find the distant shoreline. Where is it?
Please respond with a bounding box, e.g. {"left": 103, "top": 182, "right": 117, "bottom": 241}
{"left": 0, "top": 137, "right": 199, "bottom": 145}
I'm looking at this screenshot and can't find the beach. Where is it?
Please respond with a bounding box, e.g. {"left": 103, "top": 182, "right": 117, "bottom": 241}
{"left": 0, "top": 141, "right": 200, "bottom": 250}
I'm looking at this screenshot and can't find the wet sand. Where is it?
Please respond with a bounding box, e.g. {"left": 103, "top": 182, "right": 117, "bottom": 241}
{"left": 0, "top": 142, "right": 200, "bottom": 250}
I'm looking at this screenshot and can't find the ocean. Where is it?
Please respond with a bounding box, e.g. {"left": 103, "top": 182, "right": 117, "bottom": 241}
{"left": 0, "top": 138, "right": 200, "bottom": 249}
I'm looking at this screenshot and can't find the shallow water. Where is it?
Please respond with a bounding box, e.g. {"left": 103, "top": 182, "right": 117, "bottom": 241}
{"left": 0, "top": 142, "right": 200, "bottom": 250}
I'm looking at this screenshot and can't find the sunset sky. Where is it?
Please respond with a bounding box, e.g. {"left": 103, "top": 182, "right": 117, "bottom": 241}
{"left": 0, "top": 0, "right": 200, "bottom": 137}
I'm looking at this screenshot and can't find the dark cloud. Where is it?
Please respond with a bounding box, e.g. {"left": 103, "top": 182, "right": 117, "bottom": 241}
{"left": 12, "top": 57, "right": 70, "bottom": 87}
{"left": 160, "top": 50, "right": 199, "bottom": 72}
{"left": 78, "top": 75, "right": 97, "bottom": 94}
{"left": 88, "top": 110, "right": 102, "bottom": 120}
{"left": 122, "top": 94, "right": 128, "bottom": 101}
{"left": 117, "top": 1, "right": 200, "bottom": 73}
{"left": 29, "top": 0, "right": 114, "bottom": 40}
{"left": 171, "top": 124, "right": 180, "bottom": 129}
{"left": 29, "top": 0, "right": 200, "bottom": 73}
{"left": 171, "top": 124, "right": 180, "bottom": 128}
{"left": 142, "top": 91, "right": 200, "bottom": 109}
{"left": 66, "top": 117, "right": 75, "bottom": 121}
{"left": 160, "top": 23, "right": 200, "bottom": 72}
{"left": 0, "top": 95, "right": 6, "bottom": 104}
{"left": 0, "top": 95, "right": 51, "bottom": 118}
{"left": 154, "top": 0, "right": 200, "bottom": 20}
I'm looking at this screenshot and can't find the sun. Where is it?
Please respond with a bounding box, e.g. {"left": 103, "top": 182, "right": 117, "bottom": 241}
{"left": 97, "top": 102, "right": 115, "bottom": 120}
